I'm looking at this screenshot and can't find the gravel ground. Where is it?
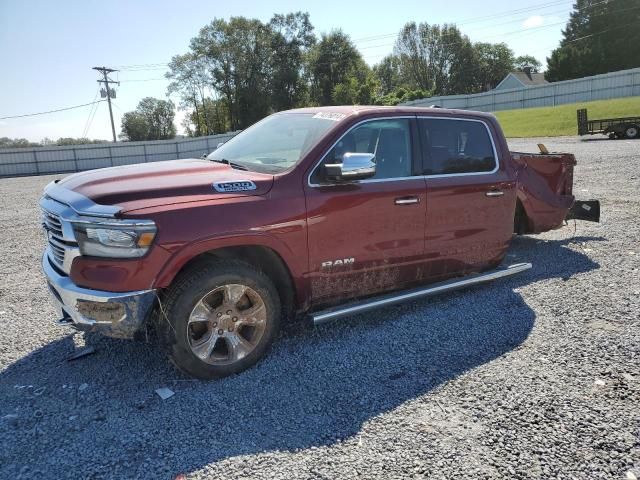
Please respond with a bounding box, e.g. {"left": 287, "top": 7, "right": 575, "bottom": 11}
{"left": 0, "top": 136, "right": 638, "bottom": 479}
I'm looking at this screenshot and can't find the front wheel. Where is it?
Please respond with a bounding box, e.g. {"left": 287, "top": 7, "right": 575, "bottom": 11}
{"left": 157, "top": 259, "right": 281, "bottom": 379}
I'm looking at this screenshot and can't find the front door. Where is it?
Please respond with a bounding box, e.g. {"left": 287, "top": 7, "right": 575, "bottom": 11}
{"left": 304, "top": 117, "right": 427, "bottom": 307}
{"left": 417, "top": 117, "right": 517, "bottom": 279}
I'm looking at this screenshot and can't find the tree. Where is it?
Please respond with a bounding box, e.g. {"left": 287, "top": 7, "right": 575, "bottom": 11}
{"left": 0, "top": 137, "right": 39, "bottom": 148}
{"left": 373, "top": 55, "right": 404, "bottom": 96}
{"left": 513, "top": 55, "right": 542, "bottom": 73}
{"left": 546, "top": 0, "right": 640, "bottom": 81}
{"left": 166, "top": 53, "right": 213, "bottom": 136}
{"left": 120, "top": 97, "right": 176, "bottom": 141}
{"left": 269, "top": 12, "right": 315, "bottom": 110}
{"left": 474, "top": 43, "right": 515, "bottom": 90}
{"left": 307, "top": 31, "right": 368, "bottom": 105}
{"left": 394, "top": 22, "right": 477, "bottom": 95}
{"left": 183, "top": 98, "right": 230, "bottom": 136}
{"left": 190, "top": 17, "right": 273, "bottom": 130}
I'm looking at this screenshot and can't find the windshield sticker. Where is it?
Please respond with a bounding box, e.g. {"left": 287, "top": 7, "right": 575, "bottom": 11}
{"left": 312, "top": 112, "right": 346, "bottom": 121}
{"left": 213, "top": 181, "right": 257, "bottom": 193}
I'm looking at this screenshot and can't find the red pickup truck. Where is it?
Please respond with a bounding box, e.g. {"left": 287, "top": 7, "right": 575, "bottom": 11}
{"left": 40, "top": 106, "right": 598, "bottom": 379}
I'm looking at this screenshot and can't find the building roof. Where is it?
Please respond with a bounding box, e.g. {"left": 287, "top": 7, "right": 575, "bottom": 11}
{"left": 494, "top": 71, "right": 549, "bottom": 90}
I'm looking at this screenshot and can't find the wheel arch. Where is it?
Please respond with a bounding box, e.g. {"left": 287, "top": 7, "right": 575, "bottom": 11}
{"left": 155, "top": 239, "right": 300, "bottom": 320}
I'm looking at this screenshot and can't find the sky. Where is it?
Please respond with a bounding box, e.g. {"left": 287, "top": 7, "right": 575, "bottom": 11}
{"left": 0, "top": 0, "right": 571, "bottom": 142}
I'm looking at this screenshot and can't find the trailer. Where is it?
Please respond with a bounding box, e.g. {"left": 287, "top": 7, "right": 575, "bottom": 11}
{"left": 577, "top": 108, "right": 640, "bottom": 139}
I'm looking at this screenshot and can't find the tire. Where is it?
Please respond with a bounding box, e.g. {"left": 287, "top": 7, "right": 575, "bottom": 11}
{"left": 514, "top": 201, "right": 527, "bottom": 235}
{"left": 156, "top": 259, "right": 281, "bottom": 379}
{"left": 624, "top": 125, "right": 639, "bottom": 139}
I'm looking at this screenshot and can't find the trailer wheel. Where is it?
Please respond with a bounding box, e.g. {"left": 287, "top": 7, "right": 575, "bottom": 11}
{"left": 624, "top": 125, "right": 640, "bottom": 138}
{"left": 624, "top": 125, "right": 639, "bottom": 139}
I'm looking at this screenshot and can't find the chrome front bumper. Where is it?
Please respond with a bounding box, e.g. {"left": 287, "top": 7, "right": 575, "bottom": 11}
{"left": 42, "top": 251, "right": 156, "bottom": 339}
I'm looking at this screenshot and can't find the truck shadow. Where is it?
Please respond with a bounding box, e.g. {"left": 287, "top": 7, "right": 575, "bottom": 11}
{"left": 0, "top": 235, "right": 601, "bottom": 478}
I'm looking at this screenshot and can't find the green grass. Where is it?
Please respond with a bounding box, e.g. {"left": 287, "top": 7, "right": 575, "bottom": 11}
{"left": 494, "top": 96, "right": 640, "bottom": 138}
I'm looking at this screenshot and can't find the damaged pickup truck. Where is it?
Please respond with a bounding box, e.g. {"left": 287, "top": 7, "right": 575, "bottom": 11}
{"left": 40, "top": 106, "right": 599, "bottom": 379}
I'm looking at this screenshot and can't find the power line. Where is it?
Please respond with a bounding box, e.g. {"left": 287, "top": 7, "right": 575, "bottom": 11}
{"left": 118, "top": 77, "right": 166, "bottom": 82}
{"left": 82, "top": 99, "right": 101, "bottom": 139}
{"left": 0, "top": 100, "right": 104, "bottom": 120}
{"left": 111, "top": 2, "right": 572, "bottom": 71}
{"left": 81, "top": 89, "right": 100, "bottom": 138}
{"left": 352, "top": 0, "right": 573, "bottom": 43}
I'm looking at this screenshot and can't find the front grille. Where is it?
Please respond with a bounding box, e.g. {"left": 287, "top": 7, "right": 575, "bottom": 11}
{"left": 48, "top": 236, "right": 67, "bottom": 266}
{"left": 42, "top": 210, "right": 64, "bottom": 237}
{"left": 41, "top": 207, "right": 77, "bottom": 272}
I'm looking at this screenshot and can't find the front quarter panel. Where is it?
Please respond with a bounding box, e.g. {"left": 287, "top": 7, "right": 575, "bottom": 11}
{"left": 131, "top": 178, "right": 310, "bottom": 305}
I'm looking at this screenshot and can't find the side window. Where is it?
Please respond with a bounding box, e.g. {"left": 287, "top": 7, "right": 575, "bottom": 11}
{"left": 317, "top": 119, "right": 412, "bottom": 182}
{"left": 420, "top": 119, "right": 496, "bottom": 175}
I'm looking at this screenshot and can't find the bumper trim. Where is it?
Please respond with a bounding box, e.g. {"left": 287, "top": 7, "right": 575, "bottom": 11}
{"left": 42, "top": 251, "right": 156, "bottom": 338}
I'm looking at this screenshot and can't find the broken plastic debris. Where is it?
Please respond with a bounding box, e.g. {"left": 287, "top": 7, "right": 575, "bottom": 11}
{"left": 79, "top": 383, "right": 88, "bottom": 391}
{"left": 67, "top": 346, "right": 96, "bottom": 362}
{"left": 155, "top": 387, "right": 175, "bottom": 400}
{"left": 594, "top": 379, "right": 605, "bottom": 386}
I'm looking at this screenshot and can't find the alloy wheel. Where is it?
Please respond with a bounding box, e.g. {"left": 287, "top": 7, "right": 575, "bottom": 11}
{"left": 186, "top": 284, "right": 267, "bottom": 365}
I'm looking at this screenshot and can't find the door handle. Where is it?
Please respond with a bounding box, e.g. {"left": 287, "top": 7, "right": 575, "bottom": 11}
{"left": 395, "top": 196, "right": 420, "bottom": 205}
{"left": 485, "top": 190, "right": 504, "bottom": 197}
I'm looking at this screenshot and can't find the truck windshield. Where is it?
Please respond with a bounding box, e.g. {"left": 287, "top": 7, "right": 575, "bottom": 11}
{"left": 207, "top": 113, "right": 338, "bottom": 174}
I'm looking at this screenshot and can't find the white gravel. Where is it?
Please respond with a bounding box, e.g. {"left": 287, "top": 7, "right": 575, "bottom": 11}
{"left": 0, "top": 136, "right": 638, "bottom": 479}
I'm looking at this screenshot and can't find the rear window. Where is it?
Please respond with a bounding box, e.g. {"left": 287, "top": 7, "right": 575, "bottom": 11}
{"left": 419, "top": 119, "right": 496, "bottom": 175}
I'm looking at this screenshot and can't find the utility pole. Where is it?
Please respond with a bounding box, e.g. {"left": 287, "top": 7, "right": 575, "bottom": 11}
{"left": 93, "top": 66, "right": 119, "bottom": 142}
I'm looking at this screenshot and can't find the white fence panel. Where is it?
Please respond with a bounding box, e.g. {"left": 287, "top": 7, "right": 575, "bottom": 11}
{"left": 0, "top": 132, "right": 239, "bottom": 178}
{"left": 403, "top": 67, "right": 640, "bottom": 113}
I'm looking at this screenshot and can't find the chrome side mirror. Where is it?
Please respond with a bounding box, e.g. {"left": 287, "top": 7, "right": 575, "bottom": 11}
{"left": 325, "top": 152, "right": 376, "bottom": 181}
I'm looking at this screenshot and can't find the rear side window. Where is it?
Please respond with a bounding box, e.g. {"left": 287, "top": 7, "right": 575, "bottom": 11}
{"left": 419, "top": 119, "right": 496, "bottom": 175}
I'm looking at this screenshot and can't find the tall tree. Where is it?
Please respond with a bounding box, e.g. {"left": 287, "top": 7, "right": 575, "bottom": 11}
{"left": 373, "top": 55, "right": 404, "bottom": 96}
{"left": 120, "top": 97, "right": 176, "bottom": 141}
{"left": 307, "top": 31, "right": 367, "bottom": 105}
{"left": 474, "top": 43, "right": 515, "bottom": 91}
{"left": 166, "top": 53, "right": 212, "bottom": 136}
{"left": 394, "top": 22, "right": 477, "bottom": 95}
{"left": 190, "top": 17, "right": 273, "bottom": 130}
{"left": 269, "top": 12, "right": 315, "bottom": 110}
{"left": 546, "top": 0, "right": 640, "bottom": 81}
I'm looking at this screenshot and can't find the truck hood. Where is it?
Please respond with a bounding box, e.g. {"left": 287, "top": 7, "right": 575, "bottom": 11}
{"left": 57, "top": 159, "right": 274, "bottom": 213}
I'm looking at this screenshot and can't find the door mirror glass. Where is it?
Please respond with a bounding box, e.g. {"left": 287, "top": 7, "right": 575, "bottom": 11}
{"left": 325, "top": 152, "right": 376, "bottom": 181}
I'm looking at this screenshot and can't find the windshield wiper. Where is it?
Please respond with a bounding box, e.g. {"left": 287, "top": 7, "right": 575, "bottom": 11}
{"left": 210, "top": 158, "right": 249, "bottom": 171}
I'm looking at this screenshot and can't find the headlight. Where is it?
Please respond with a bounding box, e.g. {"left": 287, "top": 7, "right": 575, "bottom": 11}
{"left": 72, "top": 220, "right": 157, "bottom": 258}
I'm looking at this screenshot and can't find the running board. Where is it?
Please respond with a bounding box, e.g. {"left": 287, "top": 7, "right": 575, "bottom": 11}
{"left": 311, "top": 262, "right": 532, "bottom": 325}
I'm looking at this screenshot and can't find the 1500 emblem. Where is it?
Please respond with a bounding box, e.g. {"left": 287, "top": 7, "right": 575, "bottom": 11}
{"left": 213, "top": 180, "right": 257, "bottom": 193}
{"left": 321, "top": 258, "right": 355, "bottom": 268}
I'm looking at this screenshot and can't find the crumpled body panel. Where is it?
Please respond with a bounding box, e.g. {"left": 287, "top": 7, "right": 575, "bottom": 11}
{"left": 512, "top": 152, "right": 576, "bottom": 234}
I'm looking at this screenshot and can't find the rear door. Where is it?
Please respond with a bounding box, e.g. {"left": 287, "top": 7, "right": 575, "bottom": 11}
{"left": 417, "top": 117, "right": 516, "bottom": 279}
{"left": 304, "top": 117, "right": 427, "bottom": 306}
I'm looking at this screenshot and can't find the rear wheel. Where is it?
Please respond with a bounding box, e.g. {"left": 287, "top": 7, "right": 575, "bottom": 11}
{"left": 157, "top": 259, "right": 281, "bottom": 379}
{"left": 624, "top": 125, "right": 639, "bottom": 139}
